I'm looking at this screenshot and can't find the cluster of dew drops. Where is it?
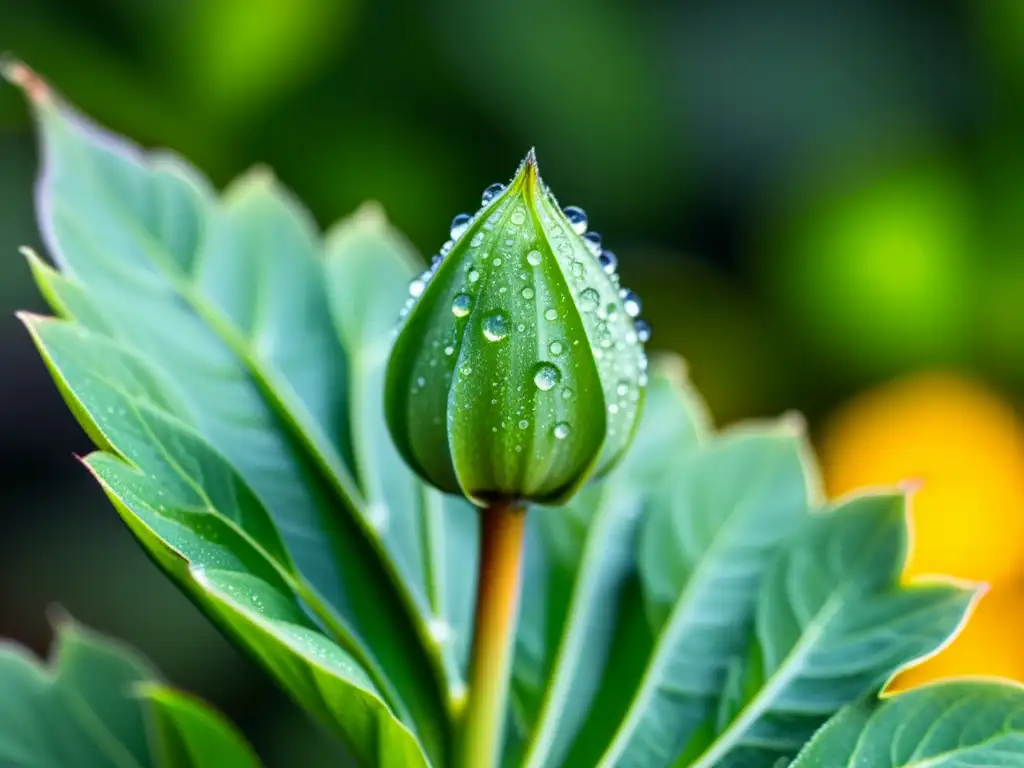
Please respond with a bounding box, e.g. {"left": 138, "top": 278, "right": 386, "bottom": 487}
{"left": 399, "top": 178, "right": 652, "bottom": 441}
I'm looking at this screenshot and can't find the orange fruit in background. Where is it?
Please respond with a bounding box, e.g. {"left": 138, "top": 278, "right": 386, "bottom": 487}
{"left": 891, "top": 580, "right": 1024, "bottom": 690}
{"left": 820, "top": 371, "right": 1024, "bottom": 685}
{"left": 821, "top": 371, "right": 1024, "bottom": 586}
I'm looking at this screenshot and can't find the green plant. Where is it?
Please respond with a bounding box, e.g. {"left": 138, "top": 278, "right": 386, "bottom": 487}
{"left": 1, "top": 61, "right": 1022, "bottom": 768}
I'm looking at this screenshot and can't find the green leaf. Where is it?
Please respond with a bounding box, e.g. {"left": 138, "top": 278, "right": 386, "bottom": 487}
{"left": 324, "top": 203, "right": 478, "bottom": 692}
{"left": 190, "top": 568, "right": 430, "bottom": 768}
{"left": 11, "top": 64, "right": 450, "bottom": 761}
{"left": 18, "top": 311, "right": 430, "bottom": 763}
{"left": 685, "top": 494, "right": 979, "bottom": 768}
{"left": 0, "top": 616, "right": 156, "bottom": 767}
{"left": 790, "top": 681, "right": 1024, "bottom": 766}
{"left": 141, "top": 685, "right": 264, "bottom": 768}
{"left": 510, "top": 356, "right": 709, "bottom": 768}
{"left": 582, "top": 416, "right": 819, "bottom": 767}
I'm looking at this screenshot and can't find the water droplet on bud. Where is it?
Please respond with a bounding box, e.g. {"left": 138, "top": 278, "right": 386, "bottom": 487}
{"left": 450, "top": 213, "right": 472, "bottom": 239}
{"left": 452, "top": 294, "right": 472, "bottom": 317}
{"left": 481, "top": 183, "right": 505, "bottom": 205}
{"left": 621, "top": 289, "right": 642, "bottom": 318}
{"left": 563, "top": 206, "right": 588, "bottom": 235}
{"left": 532, "top": 362, "right": 561, "bottom": 391}
{"left": 482, "top": 312, "right": 509, "bottom": 342}
{"left": 635, "top": 318, "right": 652, "bottom": 343}
{"left": 579, "top": 287, "right": 600, "bottom": 312}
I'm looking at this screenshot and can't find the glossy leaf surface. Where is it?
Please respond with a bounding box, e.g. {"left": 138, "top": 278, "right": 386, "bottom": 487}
{"left": 791, "top": 680, "right": 1024, "bottom": 767}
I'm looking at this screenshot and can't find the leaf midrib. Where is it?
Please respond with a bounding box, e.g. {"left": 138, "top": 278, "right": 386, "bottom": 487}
{"left": 595, "top": 461, "right": 783, "bottom": 768}
{"left": 520, "top": 482, "right": 617, "bottom": 768}
{"left": 50, "top": 166, "right": 452, "bottom": 704}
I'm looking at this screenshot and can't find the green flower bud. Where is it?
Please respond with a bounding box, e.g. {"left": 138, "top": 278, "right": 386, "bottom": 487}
{"left": 385, "top": 151, "right": 649, "bottom": 507}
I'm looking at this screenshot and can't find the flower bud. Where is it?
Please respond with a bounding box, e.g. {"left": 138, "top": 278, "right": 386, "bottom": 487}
{"left": 385, "top": 151, "right": 649, "bottom": 506}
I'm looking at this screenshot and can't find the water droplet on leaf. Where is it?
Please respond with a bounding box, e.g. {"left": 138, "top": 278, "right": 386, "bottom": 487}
{"left": 526, "top": 250, "right": 543, "bottom": 266}
{"left": 554, "top": 422, "right": 571, "bottom": 440}
{"left": 599, "top": 250, "right": 617, "bottom": 274}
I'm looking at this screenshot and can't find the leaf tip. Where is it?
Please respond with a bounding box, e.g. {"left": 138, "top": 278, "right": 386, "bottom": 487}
{"left": 778, "top": 409, "right": 808, "bottom": 436}
{"left": 15, "top": 309, "right": 49, "bottom": 331}
{"left": 1, "top": 58, "right": 52, "bottom": 106}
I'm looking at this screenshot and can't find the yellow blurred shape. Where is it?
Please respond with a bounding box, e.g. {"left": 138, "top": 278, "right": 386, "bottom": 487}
{"left": 890, "top": 581, "right": 1024, "bottom": 689}
{"left": 821, "top": 372, "right": 1024, "bottom": 585}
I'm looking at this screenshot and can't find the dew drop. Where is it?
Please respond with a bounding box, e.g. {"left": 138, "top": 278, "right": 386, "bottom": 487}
{"left": 549, "top": 340, "right": 564, "bottom": 356}
{"left": 444, "top": 345, "right": 455, "bottom": 356}
{"left": 409, "top": 279, "right": 426, "bottom": 298}
{"left": 482, "top": 312, "right": 509, "bottom": 342}
{"left": 518, "top": 419, "right": 530, "bottom": 429}
{"left": 571, "top": 260, "right": 586, "bottom": 279}
{"left": 521, "top": 287, "right": 535, "bottom": 299}
{"left": 468, "top": 269, "right": 480, "bottom": 283}
{"left": 584, "top": 232, "right": 602, "bottom": 255}
{"left": 604, "top": 302, "right": 619, "bottom": 320}
{"left": 517, "top": 323, "right": 526, "bottom": 332}
{"left": 579, "top": 287, "right": 600, "bottom": 312}
{"left": 563, "top": 206, "right": 588, "bottom": 235}
{"left": 532, "top": 362, "right": 561, "bottom": 391}
{"left": 492, "top": 257, "right": 502, "bottom": 266}
{"left": 561, "top": 387, "right": 574, "bottom": 400}
{"left": 617, "top": 380, "right": 630, "bottom": 397}
{"left": 635, "top": 318, "right": 652, "bottom": 343}
{"left": 599, "top": 250, "right": 618, "bottom": 274}
{"left": 451, "top": 294, "right": 472, "bottom": 317}
{"left": 553, "top": 422, "right": 571, "bottom": 440}
{"left": 417, "top": 376, "right": 427, "bottom": 387}
{"left": 460, "top": 365, "right": 473, "bottom": 376}
{"left": 621, "top": 289, "right": 642, "bottom": 318}
{"left": 470, "top": 232, "right": 485, "bottom": 247}
{"left": 441, "top": 239, "right": 455, "bottom": 256}
{"left": 608, "top": 403, "right": 620, "bottom": 415}
{"left": 526, "top": 250, "right": 543, "bottom": 266}
{"left": 482, "top": 183, "right": 505, "bottom": 205}
{"left": 451, "top": 213, "right": 472, "bottom": 239}
{"left": 511, "top": 210, "right": 526, "bottom": 225}
{"left": 544, "top": 307, "right": 558, "bottom": 321}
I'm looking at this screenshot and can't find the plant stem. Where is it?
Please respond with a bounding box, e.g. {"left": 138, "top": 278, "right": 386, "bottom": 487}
{"left": 457, "top": 499, "right": 527, "bottom": 768}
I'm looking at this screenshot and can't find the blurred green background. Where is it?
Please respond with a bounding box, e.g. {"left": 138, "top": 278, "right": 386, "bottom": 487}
{"left": 2, "top": 0, "right": 1024, "bottom": 762}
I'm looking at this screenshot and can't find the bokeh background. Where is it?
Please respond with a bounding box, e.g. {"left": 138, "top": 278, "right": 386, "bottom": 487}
{"left": 1, "top": 0, "right": 1023, "bottom": 761}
